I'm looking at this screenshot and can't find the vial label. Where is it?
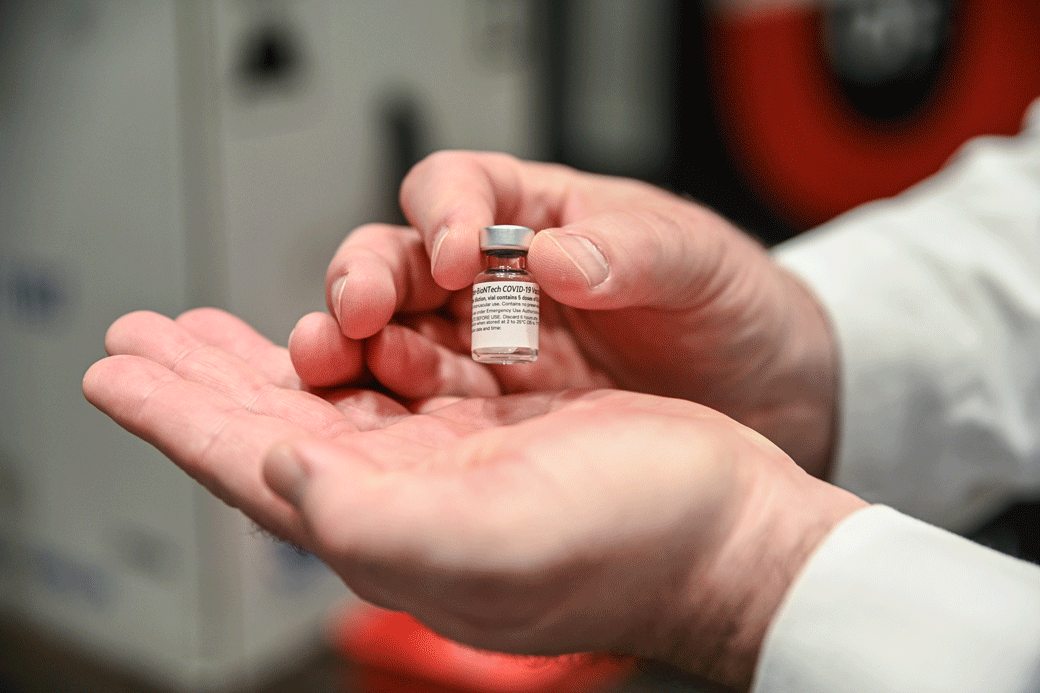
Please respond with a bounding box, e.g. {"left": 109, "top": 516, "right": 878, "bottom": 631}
{"left": 471, "top": 281, "right": 539, "bottom": 351}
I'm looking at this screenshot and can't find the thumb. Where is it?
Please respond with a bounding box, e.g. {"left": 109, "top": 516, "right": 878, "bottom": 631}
{"left": 262, "top": 437, "right": 487, "bottom": 564}
{"left": 530, "top": 206, "right": 752, "bottom": 311}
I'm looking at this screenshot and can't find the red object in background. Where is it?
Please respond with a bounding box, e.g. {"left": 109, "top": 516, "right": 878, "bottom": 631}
{"left": 709, "top": 0, "right": 1040, "bottom": 229}
{"left": 333, "top": 605, "right": 634, "bottom": 693}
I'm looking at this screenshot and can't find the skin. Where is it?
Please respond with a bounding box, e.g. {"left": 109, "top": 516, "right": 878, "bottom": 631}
{"left": 84, "top": 151, "right": 864, "bottom": 690}
{"left": 290, "top": 151, "right": 839, "bottom": 479}
{"left": 84, "top": 308, "right": 863, "bottom": 691}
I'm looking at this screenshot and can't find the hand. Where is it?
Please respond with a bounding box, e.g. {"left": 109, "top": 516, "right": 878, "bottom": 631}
{"left": 84, "top": 308, "right": 864, "bottom": 691}
{"left": 289, "top": 151, "right": 839, "bottom": 478}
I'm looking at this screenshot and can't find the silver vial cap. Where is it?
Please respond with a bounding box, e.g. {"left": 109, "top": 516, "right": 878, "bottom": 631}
{"left": 480, "top": 225, "right": 535, "bottom": 251}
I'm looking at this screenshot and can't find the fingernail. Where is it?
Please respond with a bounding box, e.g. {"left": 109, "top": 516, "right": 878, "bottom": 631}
{"left": 430, "top": 225, "right": 450, "bottom": 274}
{"left": 546, "top": 233, "right": 609, "bottom": 288}
{"left": 330, "top": 276, "right": 347, "bottom": 324}
{"left": 265, "top": 444, "right": 309, "bottom": 508}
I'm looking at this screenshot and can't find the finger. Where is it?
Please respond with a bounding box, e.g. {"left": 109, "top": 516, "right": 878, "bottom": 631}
{"left": 421, "top": 296, "right": 612, "bottom": 395}
{"left": 364, "top": 302, "right": 610, "bottom": 399}
{"left": 107, "top": 310, "right": 283, "bottom": 404}
{"left": 399, "top": 151, "right": 583, "bottom": 291}
{"left": 398, "top": 310, "right": 468, "bottom": 354}
{"left": 366, "top": 323, "right": 501, "bottom": 399}
{"left": 288, "top": 311, "right": 365, "bottom": 388}
{"left": 263, "top": 391, "right": 584, "bottom": 555}
{"left": 326, "top": 224, "right": 452, "bottom": 339}
{"left": 176, "top": 307, "right": 300, "bottom": 388}
{"left": 263, "top": 439, "right": 462, "bottom": 619}
{"left": 262, "top": 435, "right": 499, "bottom": 567}
{"left": 83, "top": 354, "right": 310, "bottom": 545}
{"left": 105, "top": 311, "right": 360, "bottom": 434}
{"left": 529, "top": 202, "right": 764, "bottom": 311}
{"left": 261, "top": 403, "right": 615, "bottom": 652}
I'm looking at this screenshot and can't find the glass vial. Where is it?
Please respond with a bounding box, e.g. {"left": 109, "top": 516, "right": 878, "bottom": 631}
{"left": 471, "top": 225, "right": 539, "bottom": 364}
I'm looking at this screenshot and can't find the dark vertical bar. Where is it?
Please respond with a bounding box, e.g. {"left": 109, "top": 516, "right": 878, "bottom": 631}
{"left": 531, "top": 0, "right": 570, "bottom": 163}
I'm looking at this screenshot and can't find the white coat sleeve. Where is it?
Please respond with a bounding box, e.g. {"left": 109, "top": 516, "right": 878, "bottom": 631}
{"left": 751, "top": 505, "right": 1040, "bottom": 693}
{"left": 754, "top": 102, "right": 1040, "bottom": 692}
{"left": 774, "top": 100, "right": 1040, "bottom": 532}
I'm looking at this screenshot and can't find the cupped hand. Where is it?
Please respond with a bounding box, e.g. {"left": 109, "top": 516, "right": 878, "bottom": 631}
{"left": 289, "top": 151, "right": 838, "bottom": 477}
{"left": 84, "top": 308, "right": 864, "bottom": 690}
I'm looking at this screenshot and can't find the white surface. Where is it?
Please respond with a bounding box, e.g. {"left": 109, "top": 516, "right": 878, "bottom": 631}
{"left": 776, "top": 100, "right": 1040, "bottom": 532}
{"left": 762, "top": 100, "right": 1040, "bottom": 691}
{"left": 0, "top": 1, "right": 536, "bottom": 688}
{"left": 471, "top": 280, "right": 540, "bottom": 351}
{"left": 755, "top": 506, "right": 1040, "bottom": 693}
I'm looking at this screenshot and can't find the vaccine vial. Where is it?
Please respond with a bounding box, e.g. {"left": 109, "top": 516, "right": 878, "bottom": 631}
{"left": 471, "top": 225, "right": 539, "bottom": 364}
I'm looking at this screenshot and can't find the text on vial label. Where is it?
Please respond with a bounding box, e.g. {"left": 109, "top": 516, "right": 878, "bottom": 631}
{"left": 470, "top": 281, "right": 539, "bottom": 350}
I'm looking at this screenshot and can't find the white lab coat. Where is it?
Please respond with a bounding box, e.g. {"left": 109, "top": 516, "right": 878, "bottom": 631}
{"left": 754, "top": 100, "right": 1040, "bottom": 691}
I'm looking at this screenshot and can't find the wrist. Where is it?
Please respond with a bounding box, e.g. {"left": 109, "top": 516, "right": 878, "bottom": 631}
{"left": 657, "top": 465, "right": 866, "bottom": 690}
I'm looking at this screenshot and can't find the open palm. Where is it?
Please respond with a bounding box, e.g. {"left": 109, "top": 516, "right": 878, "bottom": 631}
{"left": 84, "top": 307, "right": 857, "bottom": 674}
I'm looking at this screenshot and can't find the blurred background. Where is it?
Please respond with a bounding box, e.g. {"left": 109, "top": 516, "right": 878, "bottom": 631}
{"left": 1, "top": 0, "right": 1038, "bottom": 691}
